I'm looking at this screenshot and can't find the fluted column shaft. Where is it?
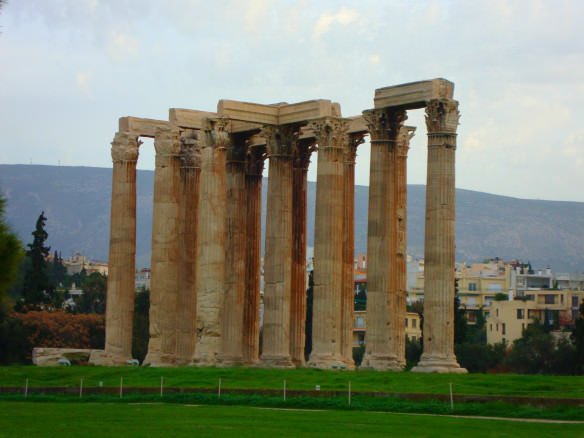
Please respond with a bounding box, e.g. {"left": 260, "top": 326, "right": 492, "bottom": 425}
{"left": 192, "top": 119, "right": 230, "bottom": 366}
{"left": 290, "top": 142, "right": 311, "bottom": 366}
{"left": 362, "top": 109, "right": 406, "bottom": 370}
{"left": 144, "top": 128, "right": 181, "bottom": 366}
{"left": 341, "top": 135, "right": 362, "bottom": 369}
{"left": 308, "top": 118, "right": 347, "bottom": 368}
{"left": 413, "top": 99, "right": 466, "bottom": 373}
{"left": 242, "top": 147, "right": 265, "bottom": 364}
{"left": 104, "top": 132, "right": 139, "bottom": 364}
{"left": 261, "top": 125, "right": 298, "bottom": 368}
{"left": 223, "top": 140, "right": 247, "bottom": 365}
{"left": 395, "top": 127, "right": 415, "bottom": 367}
{"left": 175, "top": 133, "right": 200, "bottom": 365}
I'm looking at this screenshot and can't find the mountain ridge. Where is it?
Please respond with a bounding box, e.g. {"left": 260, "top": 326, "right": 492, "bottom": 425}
{"left": 1, "top": 164, "right": 583, "bottom": 272}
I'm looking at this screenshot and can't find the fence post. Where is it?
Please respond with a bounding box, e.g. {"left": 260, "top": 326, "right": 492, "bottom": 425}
{"left": 79, "top": 378, "right": 83, "bottom": 398}
{"left": 348, "top": 381, "right": 351, "bottom": 406}
{"left": 283, "top": 380, "right": 286, "bottom": 401}
{"left": 218, "top": 378, "right": 221, "bottom": 399}
{"left": 120, "top": 377, "right": 123, "bottom": 399}
{"left": 449, "top": 382, "right": 454, "bottom": 410}
{"left": 160, "top": 376, "right": 164, "bottom": 397}
{"left": 24, "top": 378, "right": 29, "bottom": 399}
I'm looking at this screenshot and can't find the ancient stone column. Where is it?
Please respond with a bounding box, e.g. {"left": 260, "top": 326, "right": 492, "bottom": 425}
{"left": 144, "top": 127, "right": 181, "bottom": 367}
{"left": 175, "top": 131, "right": 201, "bottom": 365}
{"left": 290, "top": 140, "right": 313, "bottom": 366}
{"left": 222, "top": 138, "right": 247, "bottom": 366}
{"left": 395, "top": 126, "right": 415, "bottom": 368}
{"left": 242, "top": 146, "right": 265, "bottom": 364}
{"left": 261, "top": 125, "right": 299, "bottom": 368}
{"left": 361, "top": 108, "right": 406, "bottom": 370}
{"left": 340, "top": 134, "right": 365, "bottom": 369}
{"left": 103, "top": 132, "right": 140, "bottom": 365}
{"left": 412, "top": 99, "right": 467, "bottom": 373}
{"left": 191, "top": 119, "right": 230, "bottom": 366}
{"left": 308, "top": 118, "right": 348, "bottom": 368}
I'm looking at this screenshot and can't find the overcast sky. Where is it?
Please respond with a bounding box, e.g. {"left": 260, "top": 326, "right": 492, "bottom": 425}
{"left": 1, "top": 0, "right": 583, "bottom": 202}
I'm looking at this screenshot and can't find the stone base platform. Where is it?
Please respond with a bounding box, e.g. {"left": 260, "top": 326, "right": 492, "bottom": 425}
{"left": 259, "top": 355, "right": 296, "bottom": 368}
{"left": 33, "top": 348, "right": 99, "bottom": 366}
{"left": 307, "top": 353, "right": 346, "bottom": 370}
{"left": 360, "top": 353, "right": 403, "bottom": 371}
{"left": 411, "top": 354, "right": 467, "bottom": 374}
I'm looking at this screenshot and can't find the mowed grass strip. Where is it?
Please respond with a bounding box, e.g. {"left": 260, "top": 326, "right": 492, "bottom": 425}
{"left": 1, "top": 402, "right": 583, "bottom": 438}
{"left": 1, "top": 366, "right": 583, "bottom": 399}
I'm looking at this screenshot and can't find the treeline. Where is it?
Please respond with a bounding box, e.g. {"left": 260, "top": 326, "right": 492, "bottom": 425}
{"left": 0, "top": 204, "right": 150, "bottom": 364}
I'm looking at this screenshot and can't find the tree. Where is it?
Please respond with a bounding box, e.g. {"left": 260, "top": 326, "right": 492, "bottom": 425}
{"left": 504, "top": 320, "right": 556, "bottom": 374}
{"left": 132, "top": 288, "right": 150, "bottom": 363}
{"left": 76, "top": 272, "right": 107, "bottom": 314}
{"left": 454, "top": 296, "right": 467, "bottom": 345}
{"left": 21, "top": 212, "right": 55, "bottom": 308}
{"left": 304, "top": 270, "right": 314, "bottom": 362}
{"left": 571, "top": 302, "right": 584, "bottom": 374}
{"left": 0, "top": 194, "right": 23, "bottom": 317}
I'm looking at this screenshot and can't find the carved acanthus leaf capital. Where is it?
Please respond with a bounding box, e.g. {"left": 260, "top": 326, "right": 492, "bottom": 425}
{"left": 111, "top": 132, "right": 141, "bottom": 163}
{"left": 344, "top": 133, "right": 366, "bottom": 164}
{"left": 154, "top": 127, "right": 181, "bottom": 156}
{"left": 261, "top": 124, "right": 300, "bottom": 157}
{"left": 307, "top": 117, "right": 349, "bottom": 149}
{"left": 294, "top": 139, "right": 316, "bottom": 170}
{"left": 362, "top": 108, "right": 407, "bottom": 141}
{"left": 180, "top": 130, "right": 201, "bottom": 167}
{"left": 201, "top": 118, "right": 232, "bottom": 150}
{"left": 246, "top": 146, "right": 267, "bottom": 176}
{"left": 397, "top": 126, "right": 416, "bottom": 157}
{"left": 425, "top": 99, "right": 460, "bottom": 134}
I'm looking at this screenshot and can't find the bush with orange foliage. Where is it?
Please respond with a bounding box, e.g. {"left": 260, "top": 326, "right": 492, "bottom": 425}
{"left": 3, "top": 311, "right": 104, "bottom": 363}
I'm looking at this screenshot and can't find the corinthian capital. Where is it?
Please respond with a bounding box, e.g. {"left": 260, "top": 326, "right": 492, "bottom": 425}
{"left": 362, "top": 108, "right": 407, "bottom": 141}
{"left": 307, "top": 117, "right": 349, "bottom": 149}
{"left": 397, "top": 126, "right": 416, "bottom": 157}
{"left": 246, "top": 146, "right": 267, "bottom": 176}
{"left": 261, "top": 124, "right": 299, "bottom": 157}
{"left": 425, "top": 99, "right": 460, "bottom": 134}
{"left": 201, "top": 118, "right": 232, "bottom": 150}
{"left": 154, "top": 127, "right": 181, "bottom": 156}
{"left": 344, "top": 133, "right": 366, "bottom": 164}
{"left": 111, "top": 132, "right": 141, "bottom": 163}
{"left": 180, "top": 130, "right": 201, "bottom": 168}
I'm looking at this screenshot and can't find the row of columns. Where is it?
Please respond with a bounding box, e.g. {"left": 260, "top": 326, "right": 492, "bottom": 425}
{"left": 103, "top": 98, "right": 464, "bottom": 373}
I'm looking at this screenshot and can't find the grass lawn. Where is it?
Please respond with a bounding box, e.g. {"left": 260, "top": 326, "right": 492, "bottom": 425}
{"left": 1, "top": 402, "right": 583, "bottom": 438}
{"left": 1, "top": 366, "right": 583, "bottom": 399}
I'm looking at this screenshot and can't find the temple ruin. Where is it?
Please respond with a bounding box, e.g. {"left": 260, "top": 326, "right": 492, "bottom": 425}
{"left": 91, "top": 79, "right": 466, "bottom": 373}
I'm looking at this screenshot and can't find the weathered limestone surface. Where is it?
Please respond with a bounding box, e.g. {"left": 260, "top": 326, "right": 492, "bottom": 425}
{"left": 374, "top": 79, "right": 454, "bottom": 110}
{"left": 308, "top": 118, "right": 348, "bottom": 368}
{"left": 361, "top": 109, "right": 406, "bottom": 370}
{"left": 261, "top": 125, "right": 298, "bottom": 368}
{"left": 192, "top": 119, "right": 230, "bottom": 366}
{"left": 412, "top": 99, "right": 467, "bottom": 374}
{"left": 290, "top": 140, "right": 313, "bottom": 366}
{"left": 395, "top": 126, "right": 415, "bottom": 367}
{"left": 34, "top": 348, "right": 96, "bottom": 366}
{"left": 242, "top": 147, "right": 265, "bottom": 364}
{"left": 144, "top": 128, "right": 181, "bottom": 367}
{"left": 100, "top": 132, "right": 139, "bottom": 366}
{"left": 222, "top": 138, "right": 248, "bottom": 366}
{"left": 175, "top": 130, "right": 201, "bottom": 365}
{"left": 341, "top": 134, "right": 364, "bottom": 369}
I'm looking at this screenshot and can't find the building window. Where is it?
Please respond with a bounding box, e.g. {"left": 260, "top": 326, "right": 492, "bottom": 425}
{"left": 411, "top": 336, "right": 416, "bottom": 341}
{"left": 468, "top": 283, "right": 477, "bottom": 291}
{"left": 358, "top": 333, "right": 365, "bottom": 345}
{"left": 545, "top": 295, "right": 555, "bottom": 304}
{"left": 356, "top": 317, "right": 364, "bottom": 328}
{"left": 573, "top": 296, "right": 579, "bottom": 307}
{"left": 412, "top": 319, "right": 417, "bottom": 329}
{"left": 517, "top": 309, "right": 524, "bottom": 319}
{"left": 496, "top": 308, "right": 499, "bottom": 317}
{"left": 502, "top": 323, "right": 506, "bottom": 335}
{"left": 488, "top": 284, "right": 502, "bottom": 292}
{"left": 405, "top": 318, "right": 408, "bottom": 327}
{"left": 490, "top": 324, "right": 492, "bottom": 332}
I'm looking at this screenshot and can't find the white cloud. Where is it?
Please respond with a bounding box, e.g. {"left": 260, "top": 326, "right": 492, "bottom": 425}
{"left": 105, "top": 31, "right": 139, "bottom": 62}
{"left": 313, "top": 7, "right": 359, "bottom": 39}
{"left": 75, "top": 71, "right": 94, "bottom": 99}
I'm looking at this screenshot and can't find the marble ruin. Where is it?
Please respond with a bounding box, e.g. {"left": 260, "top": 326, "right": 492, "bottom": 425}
{"left": 93, "top": 79, "right": 466, "bottom": 373}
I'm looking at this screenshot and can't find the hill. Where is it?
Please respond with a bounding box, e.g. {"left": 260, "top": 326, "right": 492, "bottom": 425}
{"left": 1, "top": 164, "right": 583, "bottom": 272}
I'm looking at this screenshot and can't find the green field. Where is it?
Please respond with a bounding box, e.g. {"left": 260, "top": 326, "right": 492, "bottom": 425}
{"left": 1, "top": 402, "right": 582, "bottom": 438}
{"left": 1, "top": 366, "right": 583, "bottom": 399}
